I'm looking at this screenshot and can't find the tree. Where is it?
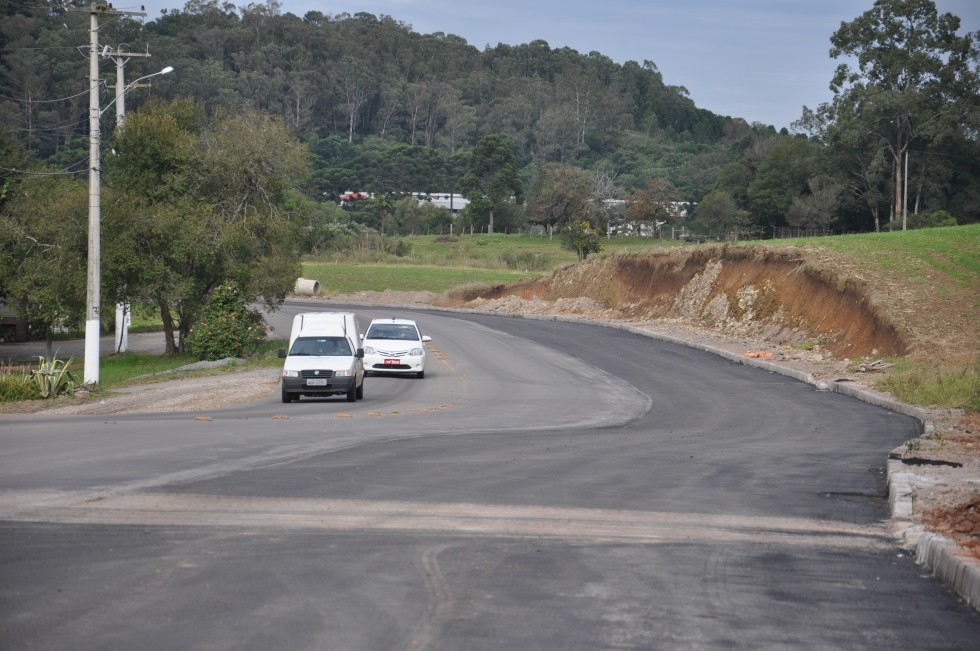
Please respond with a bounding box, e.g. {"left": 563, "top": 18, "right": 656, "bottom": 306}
{"left": 104, "top": 100, "right": 309, "bottom": 354}
{"left": 624, "top": 179, "right": 682, "bottom": 236}
{"left": 745, "top": 137, "right": 819, "bottom": 230}
{"left": 688, "top": 190, "right": 751, "bottom": 240}
{"left": 817, "top": 0, "right": 980, "bottom": 230}
{"left": 527, "top": 163, "right": 593, "bottom": 235}
{"left": 0, "top": 175, "right": 87, "bottom": 357}
{"left": 335, "top": 56, "right": 374, "bottom": 143}
{"left": 460, "top": 134, "right": 523, "bottom": 235}
{"left": 786, "top": 177, "right": 843, "bottom": 230}
{"left": 560, "top": 219, "right": 602, "bottom": 261}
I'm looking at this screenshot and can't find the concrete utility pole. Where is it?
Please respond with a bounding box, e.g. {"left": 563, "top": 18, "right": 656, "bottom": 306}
{"left": 111, "top": 46, "right": 151, "bottom": 354}
{"left": 81, "top": 1, "right": 145, "bottom": 385}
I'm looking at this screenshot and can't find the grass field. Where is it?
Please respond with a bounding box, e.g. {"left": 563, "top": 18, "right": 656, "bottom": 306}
{"left": 303, "top": 233, "right": 685, "bottom": 294}
{"left": 301, "top": 263, "right": 535, "bottom": 295}
{"left": 792, "top": 223, "right": 980, "bottom": 291}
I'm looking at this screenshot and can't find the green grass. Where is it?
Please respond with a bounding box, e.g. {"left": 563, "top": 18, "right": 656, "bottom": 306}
{"left": 98, "top": 340, "right": 287, "bottom": 389}
{"left": 98, "top": 352, "right": 201, "bottom": 388}
{"left": 302, "top": 262, "right": 538, "bottom": 295}
{"left": 878, "top": 358, "right": 980, "bottom": 411}
{"left": 304, "top": 233, "right": 684, "bottom": 294}
{"left": 775, "top": 223, "right": 980, "bottom": 291}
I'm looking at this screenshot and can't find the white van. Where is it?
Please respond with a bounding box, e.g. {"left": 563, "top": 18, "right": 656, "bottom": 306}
{"left": 278, "top": 312, "right": 365, "bottom": 403}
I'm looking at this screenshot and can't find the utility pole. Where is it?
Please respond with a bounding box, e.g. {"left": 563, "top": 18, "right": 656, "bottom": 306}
{"left": 111, "top": 46, "right": 151, "bottom": 354}
{"left": 81, "top": 1, "right": 145, "bottom": 385}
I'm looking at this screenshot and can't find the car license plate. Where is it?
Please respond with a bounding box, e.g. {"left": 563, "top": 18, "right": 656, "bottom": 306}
{"left": 383, "top": 358, "right": 399, "bottom": 365}
{"left": 306, "top": 378, "right": 327, "bottom": 386}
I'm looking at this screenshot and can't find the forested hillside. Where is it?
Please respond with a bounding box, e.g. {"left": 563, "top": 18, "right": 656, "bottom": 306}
{"left": 1, "top": 0, "right": 978, "bottom": 351}
{"left": 2, "top": 0, "right": 978, "bottom": 237}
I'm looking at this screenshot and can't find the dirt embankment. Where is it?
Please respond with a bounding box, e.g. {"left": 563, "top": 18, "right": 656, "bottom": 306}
{"left": 466, "top": 246, "right": 908, "bottom": 360}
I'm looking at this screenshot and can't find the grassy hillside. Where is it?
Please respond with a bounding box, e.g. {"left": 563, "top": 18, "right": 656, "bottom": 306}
{"left": 305, "top": 227, "right": 978, "bottom": 320}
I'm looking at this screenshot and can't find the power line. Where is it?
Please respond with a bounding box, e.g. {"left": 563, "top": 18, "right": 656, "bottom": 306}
{"left": 0, "top": 88, "right": 91, "bottom": 104}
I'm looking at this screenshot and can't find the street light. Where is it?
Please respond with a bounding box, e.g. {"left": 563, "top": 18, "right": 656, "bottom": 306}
{"left": 102, "top": 65, "right": 174, "bottom": 120}
{"left": 83, "top": 61, "right": 174, "bottom": 386}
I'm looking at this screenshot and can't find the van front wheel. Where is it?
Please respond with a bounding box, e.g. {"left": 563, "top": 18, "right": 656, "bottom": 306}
{"left": 346, "top": 383, "right": 357, "bottom": 402}
{"left": 281, "top": 386, "right": 295, "bottom": 403}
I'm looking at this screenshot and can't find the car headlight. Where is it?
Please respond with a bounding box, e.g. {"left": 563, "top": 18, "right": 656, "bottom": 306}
{"left": 409, "top": 347, "right": 423, "bottom": 356}
{"left": 363, "top": 346, "right": 376, "bottom": 355}
{"left": 282, "top": 369, "right": 298, "bottom": 378}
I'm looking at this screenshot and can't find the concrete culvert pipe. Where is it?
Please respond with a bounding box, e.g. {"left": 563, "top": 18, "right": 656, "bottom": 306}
{"left": 293, "top": 278, "right": 320, "bottom": 296}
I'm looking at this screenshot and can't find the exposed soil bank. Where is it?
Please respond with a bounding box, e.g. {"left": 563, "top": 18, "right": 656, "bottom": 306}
{"left": 471, "top": 246, "right": 907, "bottom": 359}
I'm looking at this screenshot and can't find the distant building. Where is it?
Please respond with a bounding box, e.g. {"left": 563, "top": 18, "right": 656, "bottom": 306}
{"left": 607, "top": 201, "right": 692, "bottom": 237}
{"left": 414, "top": 192, "right": 469, "bottom": 213}
{"left": 338, "top": 191, "right": 372, "bottom": 205}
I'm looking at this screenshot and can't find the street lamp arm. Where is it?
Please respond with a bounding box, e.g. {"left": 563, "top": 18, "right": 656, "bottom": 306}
{"left": 98, "top": 66, "right": 174, "bottom": 117}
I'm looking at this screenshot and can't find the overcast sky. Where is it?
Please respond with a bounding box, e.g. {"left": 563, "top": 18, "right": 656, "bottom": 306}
{"left": 121, "top": 0, "right": 979, "bottom": 130}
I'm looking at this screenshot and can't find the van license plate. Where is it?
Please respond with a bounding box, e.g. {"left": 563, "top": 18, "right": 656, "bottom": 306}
{"left": 306, "top": 378, "right": 327, "bottom": 386}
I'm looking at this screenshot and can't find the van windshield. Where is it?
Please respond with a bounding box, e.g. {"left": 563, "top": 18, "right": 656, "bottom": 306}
{"left": 289, "top": 336, "right": 352, "bottom": 356}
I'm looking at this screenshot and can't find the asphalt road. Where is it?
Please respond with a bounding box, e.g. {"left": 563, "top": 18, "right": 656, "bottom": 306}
{"left": 2, "top": 304, "right": 979, "bottom": 650}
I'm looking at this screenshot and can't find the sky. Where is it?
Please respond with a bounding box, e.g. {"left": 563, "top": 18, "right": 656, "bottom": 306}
{"left": 120, "top": 0, "right": 979, "bottom": 131}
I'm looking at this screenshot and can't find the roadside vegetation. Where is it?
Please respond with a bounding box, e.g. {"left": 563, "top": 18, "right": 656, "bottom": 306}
{"left": 3, "top": 226, "right": 976, "bottom": 417}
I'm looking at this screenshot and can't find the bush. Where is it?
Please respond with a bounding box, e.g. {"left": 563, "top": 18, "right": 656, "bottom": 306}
{"left": 908, "top": 210, "right": 958, "bottom": 229}
{"left": 499, "top": 249, "right": 547, "bottom": 271}
{"left": 187, "top": 285, "right": 267, "bottom": 361}
{"left": 560, "top": 220, "right": 603, "bottom": 260}
{"left": 0, "top": 367, "right": 41, "bottom": 401}
{"left": 30, "top": 356, "right": 77, "bottom": 398}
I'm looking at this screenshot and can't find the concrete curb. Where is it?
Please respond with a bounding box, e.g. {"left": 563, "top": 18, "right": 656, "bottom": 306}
{"left": 325, "top": 300, "right": 980, "bottom": 612}
{"left": 916, "top": 533, "right": 980, "bottom": 610}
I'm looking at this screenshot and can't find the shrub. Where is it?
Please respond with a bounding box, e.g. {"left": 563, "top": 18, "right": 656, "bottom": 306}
{"left": 560, "top": 219, "right": 603, "bottom": 260}
{"left": 499, "top": 250, "right": 547, "bottom": 271}
{"left": 187, "top": 285, "right": 267, "bottom": 361}
{"left": 29, "top": 356, "right": 76, "bottom": 398}
{"left": 0, "top": 366, "right": 41, "bottom": 401}
{"left": 908, "top": 210, "right": 958, "bottom": 229}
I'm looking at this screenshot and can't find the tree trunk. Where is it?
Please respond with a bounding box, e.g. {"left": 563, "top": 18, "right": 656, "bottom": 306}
{"left": 488, "top": 209, "right": 494, "bottom": 235}
{"left": 891, "top": 124, "right": 906, "bottom": 231}
{"left": 160, "top": 300, "right": 177, "bottom": 355}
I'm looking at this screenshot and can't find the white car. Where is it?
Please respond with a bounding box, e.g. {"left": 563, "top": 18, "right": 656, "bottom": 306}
{"left": 361, "top": 318, "right": 430, "bottom": 378}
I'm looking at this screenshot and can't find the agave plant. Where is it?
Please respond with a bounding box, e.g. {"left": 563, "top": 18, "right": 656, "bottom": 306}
{"left": 30, "top": 356, "right": 77, "bottom": 399}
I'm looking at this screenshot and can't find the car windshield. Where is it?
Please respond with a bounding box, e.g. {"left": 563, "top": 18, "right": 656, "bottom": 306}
{"left": 366, "top": 324, "right": 419, "bottom": 341}
{"left": 289, "top": 336, "right": 352, "bottom": 356}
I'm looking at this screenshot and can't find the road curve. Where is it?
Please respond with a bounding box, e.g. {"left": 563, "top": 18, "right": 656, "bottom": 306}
{"left": 1, "top": 306, "right": 978, "bottom": 650}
